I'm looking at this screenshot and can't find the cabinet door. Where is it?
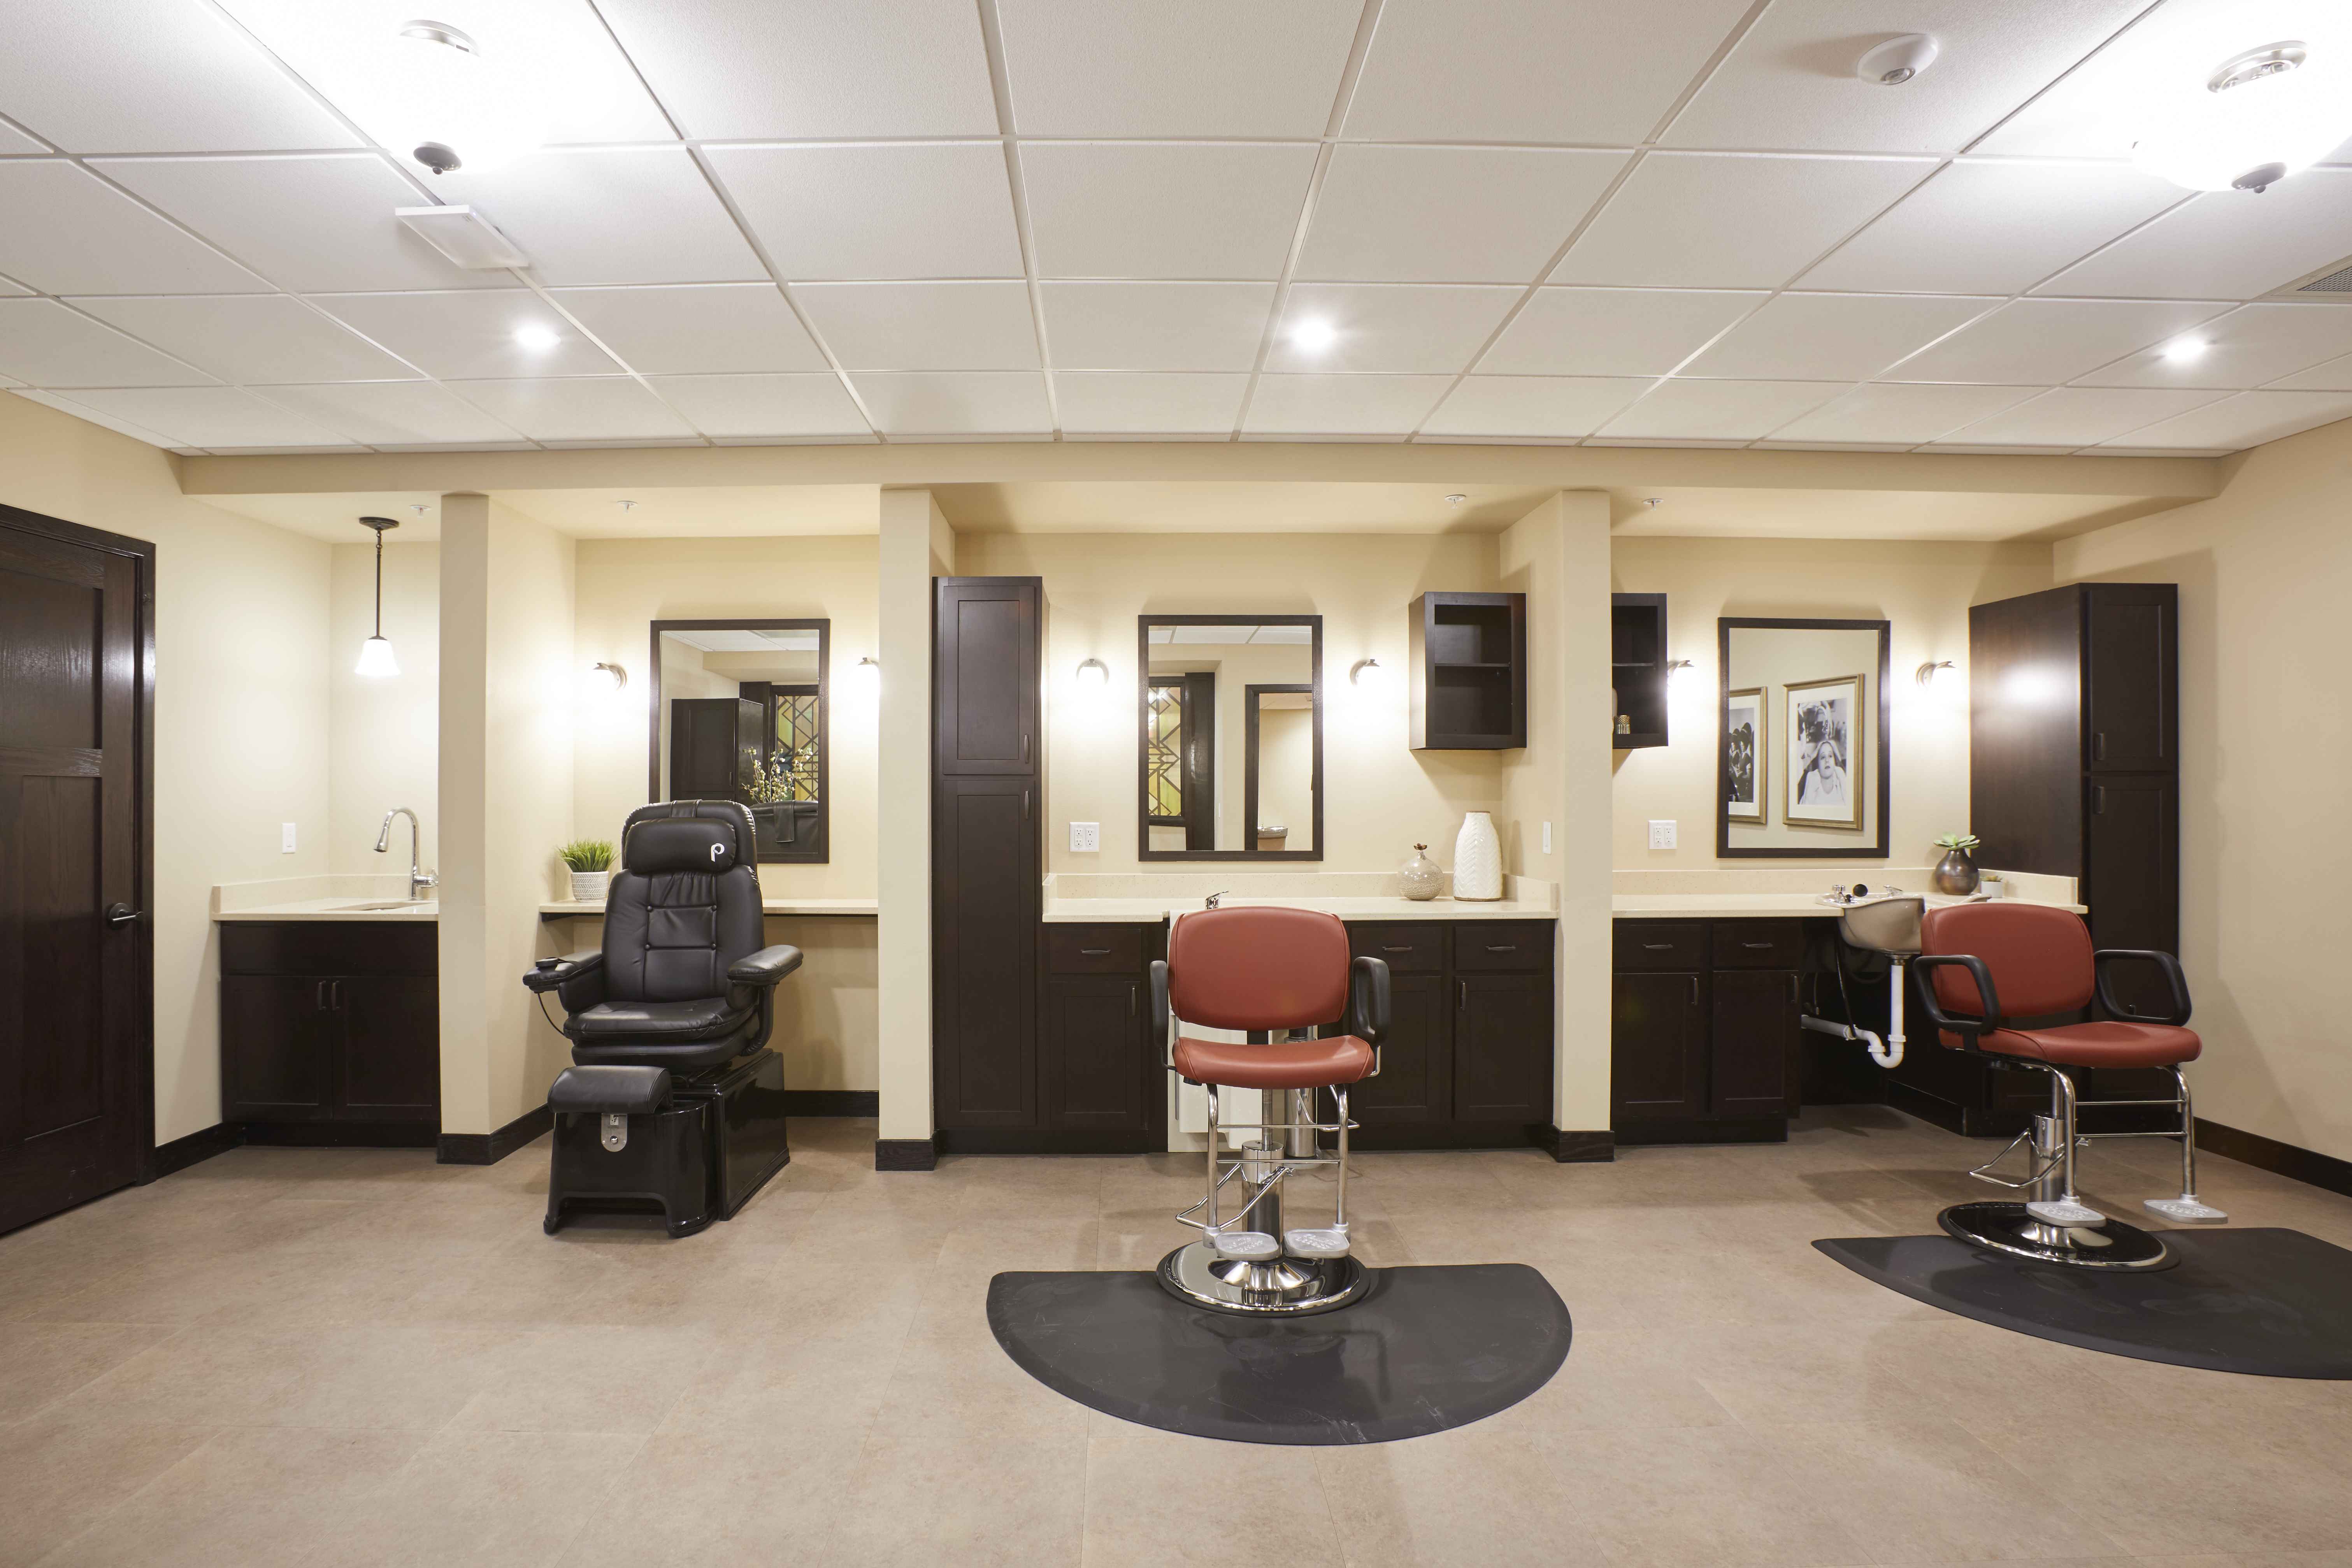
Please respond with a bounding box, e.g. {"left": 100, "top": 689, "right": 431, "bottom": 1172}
{"left": 1353, "top": 972, "right": 1449, "bottom": 1126}
{"left": 933, "top": 776, "right": 1039, "bottom": 1127}
{"left": 1453, "top": 972, "right": 1551, "bottom": 1123}
{"left": 221, "top": 975, "right": 335, "bottom": 1119}
{"left": 1611, "top": 971, "right": 1705, "bottom": 1121}
{"left": 2085, "top": 586, "right": 2175, "bottom": 773}
{"left": 2087, "top": 773, "right": 2180, "bottom": 1018}
{"left": 1042, "top": 976, "right": 1146, "bottom": 1133}
{"left": 1710, "top": 969, "right": 1798, "bottom": 1118}
{"left": 935, "top": 580, "right": 1039, "bottom": 776}
{"left": 334, "top": 976, "right": 440, "bottom": 1120}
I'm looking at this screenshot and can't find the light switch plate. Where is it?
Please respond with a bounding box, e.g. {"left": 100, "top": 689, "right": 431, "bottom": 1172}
{"left": 1070, "top": 821, "right": 1100, "bottom": 853}
{"left": 1541, "top": 821, "right": 1553, "bottom": 855}
{"left": 281, "top": 822, "right": 297, "bottom": 853}
{"left": 1647, "top": 819, "right": 1677, "bottom": 850}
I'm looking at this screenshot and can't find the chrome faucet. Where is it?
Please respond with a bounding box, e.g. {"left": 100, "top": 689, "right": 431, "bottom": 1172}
{"left": 375, "top": 808, "right": 438, "bottom": 902}
{"left": 1206, "top": 890, "right": 1228, "bottom": 909}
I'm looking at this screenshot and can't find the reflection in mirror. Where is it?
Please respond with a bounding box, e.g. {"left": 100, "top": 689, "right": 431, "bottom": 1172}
{"left": 1716, "top": 617, "right": 1889, "bottom": 860}
{"left": 1139, "top": 616, "right": 1321, "bottom": 860}
{"left": 648, "top": 619, "right": 828, "bottom": 863}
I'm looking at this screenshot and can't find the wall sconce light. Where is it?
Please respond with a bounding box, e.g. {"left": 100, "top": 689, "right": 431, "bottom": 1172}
{"left": 1666, "top": 657, "right": 1699, "bottom": 692}
{"left": 584, "top": 661, "right": 627, "bottom": 695}
{"left": 1349, "top": 657, "right": 1382, "bottom": 687}
{"left": 853, "top": 655, "right": 881, "bottom": 693}
{"left": 1075, "top": 657, "right": 1109, "bottom": 688}
{"left": 354, "top": 515, "right": 400, "bottom": 678}
{"left": 1915, "top": 659, "right": 1958, "bottom": 691}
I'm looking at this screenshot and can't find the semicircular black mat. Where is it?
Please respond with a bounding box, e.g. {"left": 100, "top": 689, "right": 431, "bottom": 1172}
{"left": 987, "top": 1263, "right": 1572, "bottom": 1445}
{"left": 1817, "top": 1227, "right": 2352, "bottom": 1378}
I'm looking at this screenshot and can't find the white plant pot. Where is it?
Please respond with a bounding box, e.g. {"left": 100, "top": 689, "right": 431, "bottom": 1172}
{"left": 568, "top": 870, "right": 609, "bottom": 904}
{"left": 1452, "top": 812, "right": 1502, "bottom": 901}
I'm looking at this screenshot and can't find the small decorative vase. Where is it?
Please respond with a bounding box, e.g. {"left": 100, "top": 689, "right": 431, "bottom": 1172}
{"left": 1453, "top": 812, "right": 1502, "bottom": 901}
{"left": 1930, "top": 850, "right": 1979, "bottom": 897}
{"left": 1399, "top": 843, "right": 1444, "bottom": 901}
{"left": 569, "top": 870, "right": 609, "bottom": 903}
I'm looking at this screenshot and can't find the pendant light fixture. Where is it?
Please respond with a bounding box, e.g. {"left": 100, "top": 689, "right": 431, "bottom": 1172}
{"left": 355, "top": 516, "right": 400, "bottom": 678}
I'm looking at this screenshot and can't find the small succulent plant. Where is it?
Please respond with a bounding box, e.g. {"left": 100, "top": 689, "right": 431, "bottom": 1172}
{"left": 1933, "top": 833, "right": 1981, "bottom": 854}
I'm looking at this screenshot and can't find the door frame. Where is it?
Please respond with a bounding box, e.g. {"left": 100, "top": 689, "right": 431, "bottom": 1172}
{"left": 0, "top": 501, "right": 158, "bottom": 1180}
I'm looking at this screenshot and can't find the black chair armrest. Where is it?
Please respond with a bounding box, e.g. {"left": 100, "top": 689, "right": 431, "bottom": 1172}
{"left": 1348, "top": 955, "right": 1391, "bottom": 1077}
{"left": 727, "top": 944, "right": 804, "bottom": 989}
{"left": 2094, "top": 948, "right": 2192, "bottom": 1025}
{"left": 1912, "top": 953, "right": 2003, "bottom": 1049}
{"left": 524, "top": 950, "right": 602, "bottom": 994}
{"left": 1149, "top": 960, "right": 1170, "bottom": 1061}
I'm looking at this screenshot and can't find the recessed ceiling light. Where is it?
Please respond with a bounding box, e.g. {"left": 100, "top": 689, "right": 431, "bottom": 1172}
{"left": 2161, "top": 338, "right": 2210, "bottom": 363}
{"left": 1289, "top": 318, "right": 1337, "bottom": 353}
{"left": 2133, "top": 38, "right": 2352, "bottom": 193}
{"left": 512, "top": 324, "right": 560, "bottom": 350}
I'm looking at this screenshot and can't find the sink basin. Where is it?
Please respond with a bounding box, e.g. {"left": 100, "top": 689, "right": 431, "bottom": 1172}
{"left": 330, "top": 899, "right": 435, "bottom": 912}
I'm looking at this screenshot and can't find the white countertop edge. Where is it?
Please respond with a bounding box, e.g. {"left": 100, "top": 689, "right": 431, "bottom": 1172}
{"left": 1043, "top": 897, "right": 1559, "bottom": 924}
{"left": 216, "top": 900, "right": 439, "bottom": 923}
{"left": 537, "top": 899, "right": 879, "bottom": 917}
{"left": 1610, "top": 893, "right": 2086, "bottom": 918}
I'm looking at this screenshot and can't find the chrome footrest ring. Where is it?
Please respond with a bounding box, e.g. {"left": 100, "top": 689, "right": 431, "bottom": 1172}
{"left": 1940, "top": 1200, "right": 2175, "bottom": 1271}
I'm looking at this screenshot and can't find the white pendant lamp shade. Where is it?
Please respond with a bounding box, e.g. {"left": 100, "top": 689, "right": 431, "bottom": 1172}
{"left": 2133, "top": 39, "right": 2352, "bottom": 193}
{"left": 355, "top": 636, "right": 400, "bottom": 678}
{"left": 356, "top": 516, "right": 399, "bottom": 679}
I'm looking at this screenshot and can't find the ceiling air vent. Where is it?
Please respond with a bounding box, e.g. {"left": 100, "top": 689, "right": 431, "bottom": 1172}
{"left": 2263, "top": 255, "right": 2352, "bottom": 300}
{"left": 2295, "top": 261, "right": 2352, "bottom": 293}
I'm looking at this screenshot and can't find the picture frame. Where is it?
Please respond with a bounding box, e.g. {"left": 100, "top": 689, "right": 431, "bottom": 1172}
{"left": 1724, "top": 686, "right": 1765, "bottom": 822}
{"left": 1784, "top": 674, "right": 1864, "bottom": 829}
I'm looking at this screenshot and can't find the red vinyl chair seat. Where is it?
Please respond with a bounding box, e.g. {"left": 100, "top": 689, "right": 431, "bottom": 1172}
{"left": 1172, "top": 1033, "right": 1374, "bottom": 1091}
{"left": 1969, "top": 1020, "right": 2201, "bottom": 1070}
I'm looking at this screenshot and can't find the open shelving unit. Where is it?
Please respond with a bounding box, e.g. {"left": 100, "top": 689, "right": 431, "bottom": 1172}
{"left": 1611, "top": 593, "right": 1669, "bottom": 750}
{"left": 1409, "top": 591, "right": 1527, "bottom": 750}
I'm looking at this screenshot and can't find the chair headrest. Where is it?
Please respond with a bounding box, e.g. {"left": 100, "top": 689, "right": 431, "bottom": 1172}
{"left": 621, "top": 800, "right": 755, "bottom": 874}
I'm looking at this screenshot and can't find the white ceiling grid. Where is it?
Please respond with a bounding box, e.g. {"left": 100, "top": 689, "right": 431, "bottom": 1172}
{"left": 2, "top": 0, "right": 2352, "bottom": 457}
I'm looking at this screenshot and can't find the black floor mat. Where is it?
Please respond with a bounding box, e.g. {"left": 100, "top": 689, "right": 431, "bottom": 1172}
{"left": 986, "top": 1263, "right": 1571, "bottom": 1444}
{"left": 1817, "top": 1227, "right": 2352, "bottom": 1378}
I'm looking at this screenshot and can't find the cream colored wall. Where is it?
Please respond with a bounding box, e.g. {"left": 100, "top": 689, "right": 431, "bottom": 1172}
{"left": 329, "top": 540, "right": 438, "bottom": 877}
{"left": 1610, "top": 537, "right": 2052, "bottom": 869}
{"left": 574, "top": 535, "right": 879, "bottom": 899}
{"left": 0, "top": 394, "right": 332, "bottom": 1145}
{"left": 2056, "top": 417, "right": 2352, "bottom": 1164}
{"left": 1256, "top": 704, "right": 1314, "bottom": 846}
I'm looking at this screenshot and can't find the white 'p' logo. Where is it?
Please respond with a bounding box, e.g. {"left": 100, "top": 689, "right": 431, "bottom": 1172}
{"left": 709, "top": 842, "right": 725, "bottom": 863}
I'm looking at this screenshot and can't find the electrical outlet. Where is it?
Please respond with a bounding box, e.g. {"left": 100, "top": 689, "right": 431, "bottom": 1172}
{"left": 1541, "top": 821, "right": 1553, "bottom": 855}
{"left": 1647, "top": 819, "right": 1677, "bottom": 851}
{"left": 1069, "top": 821, "right": 1101, "bottom": 853}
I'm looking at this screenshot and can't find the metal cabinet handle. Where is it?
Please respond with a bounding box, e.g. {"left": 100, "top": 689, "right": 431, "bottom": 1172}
{"left": 2093, "top": 784, "right": 2106, "bottom": 814}
{"left": 1022, "top": 789, "right": 1031, "bottom": 818}
{"left": 1381, "top": 944, "right": 1413, "bottom": 953}
{"left": 1742, "top": 941, "right": 1774, "bottom": 950}
{"left": 1642, "top": 942, "right": 1673, "bottom": 951}
{"left": 2094, "top": 731, "right": 2107, "bottom": 761}
{"left": 1022, "top": 732, "right": 1031, "bottom": 761}
{"left": 1079, "top": 947, "right": 1111, "bottom": 956}
{"left": 1458, "top": 979, "right": 1467, "bottom": 1008}
{"left": 1128, "top": 986, "right": 1136, "bottom": 1018}
{"left": 316, "top": 981, "right": 330, "bottom": 1010}
{"left": 1789, "top": 974, "right": 1799, "bottom": 1004}
{"left": 1485, "top": 944, "right": 1515, "bottom": 953}
{"left": 1689, "top": 976, "right": 1699, "bottom": 1006}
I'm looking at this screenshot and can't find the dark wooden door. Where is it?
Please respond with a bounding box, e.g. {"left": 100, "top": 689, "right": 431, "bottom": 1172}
{"left": 221, "top": 975, "right": 335, "bottom": 1119}
{"left": 2086, "top": 773, "right": 2180, "bottom": 1017}
{"left": 1, "top": 512, "right": 149, "bottom": 1234}
{"left": 933, "top": 776, "right": 1038, "bottom": 1127}
{"left": 1611, "top": 971, "right": 1706, "bottom": 1121}
{"left": 1042, "top": 975, "right": 1146, "bottom": 1133}
{"left": 935, "top": 581, "right": 1039, "bottom": 776}
{"left": 1352, "top": 972, "right": 1449, "bottom": 1126}
{"left": 335, "top": 976, "right": 441, "bottom": 1120}
{"left": 2085, "top": 586, "right": 2175, "bottom": 773}
{"left": 1711, "top": 969, "right": 1799, "bottom": 1117}
{"left": 1453, "top": 972, "right": 1550, "bottom": 1122}
{"left": 669, "top": 698, "right": 760, "bottom": 801}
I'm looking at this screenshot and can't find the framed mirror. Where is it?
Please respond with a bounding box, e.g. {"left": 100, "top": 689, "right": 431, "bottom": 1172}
{"left": 1716, "top": 616, "right": 1889, "bottom": 860}
{"left": 648, "top": 618, "right": 828, "bottom": 863}
{"left": 1138, "top": 615, "right": 1322, "bottom": 861}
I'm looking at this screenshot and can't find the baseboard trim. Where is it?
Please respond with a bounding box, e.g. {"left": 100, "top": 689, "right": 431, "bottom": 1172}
{"left": 438, "top": 1103, "right": 552, "bottom": 1166}
{"left": 244, "top": 1122, "right": 437, "bottom": 1149}
{"left": 1614, "top": 1115, "right": 1788, "bottom": 1147}
{"left": 2196, "top": 1116, "right": 2352, "bottom": 1201}
{"left": 149, "top": 1122, "right": 243, "bottom": 1179}
{"left": 786, "top": 1089, "right": 879, "bottom": 1117}
{"left": 874, "top": 1136, "right": 938, "bottom": 1172}
{"left": 1545, "top": 1127, "right": 1615, "bottom": 1163}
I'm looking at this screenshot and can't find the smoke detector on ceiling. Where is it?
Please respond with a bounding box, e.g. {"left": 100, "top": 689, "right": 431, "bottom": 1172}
{"left": 1857, "top": 34, "right": 1938, "bottom": 86}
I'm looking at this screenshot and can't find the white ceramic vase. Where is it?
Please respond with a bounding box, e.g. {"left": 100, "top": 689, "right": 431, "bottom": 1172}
{"left": 569, "top": 870, "right": 609, "bottom": 904}
{"left": 1452, "top": 812, "right": 1502, "bottom": 901}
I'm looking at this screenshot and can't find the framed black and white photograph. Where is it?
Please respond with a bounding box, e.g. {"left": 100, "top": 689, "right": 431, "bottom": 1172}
{"left": 1785, "top": 674, "right": 1863, "bottom": 829}
{"left": 1724, "top": 686, "right": 1765, "bottom": 822}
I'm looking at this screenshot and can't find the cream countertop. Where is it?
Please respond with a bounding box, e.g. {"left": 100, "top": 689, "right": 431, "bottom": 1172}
{"left": 1039, "top": 871, "right": 1558, "bottom": 924}
{"left": 213, "top": 876, "right": 878, "bottom": 922}
{"left": 539, "top": 898, "right": 878, "bottom": 917}
{"left": 1610, "top": 891, "right": 2085, "bottom": 919}
{"left": 1043, "top": 894, "right": 1559, "bottom": 924}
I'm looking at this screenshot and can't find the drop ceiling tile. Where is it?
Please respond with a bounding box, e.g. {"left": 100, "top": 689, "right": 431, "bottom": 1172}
{"left": 849, "top": 372, "right": 1055, "bottom": 434}
{"left": 12, "top": 388, "right": 183, "bottom": 448}
{"left": 1595, "top": 379, "right": 1846, "bottom": 440}
{"left": 2038, "top": 170, "right": 2352, "bottom": 300}
{"left": 1767, "top": 382, "right": 2041, "bottom": 444}
{"left": 1298, "top": 146, "right": 1629, "bottom": 284}
{"left": 0, "top": 274, "right": 26, "bottom": 296}
{"left": 648, "top": 374, "right": 872, "bottom": 438}
{"left": 1053, "top": 372, "right": 1250, "bottom": 433}
{"left": 1022, "top": 144, "right": 1316, "bottom": 281}
{"left": 793, "top": 282, "right": 1040, "bottom": 370}
{"left": 1476, "top": 288, "right": 1764, "bottom": 376}
{"left": 1661, "top": 0, "right": 2149, "bottom": 155}
{"left": 2093, "top": 390, "right": 2352, "bottom": 451}
{"left": 1000, "top": 0, "right": 1357, "bottom": 137}
{"left": 96, "top": 155, "right": 501, "bottom": 292}
{"left": 1241, "top": 374, "right": 1454, "bottom": 435}
{"left": 1343, "top": 0, "right": 1753, "bottom": 144}
{"left": 0, "top": 0, "right": 360, "bottom": 153}
{"left": 1269, "top": 285, "right": 1520, "bottom": 373}
{"left": 1933, "top": 386, "right": 2227, "bottom": 447}
{"left": 1037, "top": 282, "right": 1276, "bottom": 370}
{"left": 1681, "top": 293, "right": 1994, "bottom": 382}
{"left": 0, "top": 162, "right": 270, "bottom": 295}
{"left": 1885, "top": 298, "right": 2227, "bottom": 384}
{"left": 249, "top": 381, "right": 527, "bottom": 445}
{"left": 437, "top": 149, "right": 764, "bottom": 286}
{"left": 594, "top": 0, "right": 997, "bottom": 139}
{"left": 57, "top": 386, "right": 359, "bottom": 448}
{"left": 446, "top": 378, "right": 697, "bottom": 442}
{"left": 2078, "top": 303, "right": 2352, "bottom": 389}
{"left": 1554, "top": 154, "right": 1936, "bottom": 289}
{"left": 312, "top": 292, "right": 619, "bottom": 379}
{"left": 706, "top": 144, "right": 1023, "bottom": 281}
{"left": 1801, "top": 161, "right": 2188, "bottom": 295}
{"left": 0, "top": 120, "right": 49, "bottom": 153}
{"left": 73, "top": 295, "right": 419, "bottom": 384}
{"left": 0, "top": 299, "right": 218, "bottom": 388}
{"left": 1420, "top": 376, "right": 1650, "bottom": 438}
{"left": 548, "top": 285, "right": 827, "bottom": 376}
{"left": 2271, "top": 351, "right": 2352, "bottom": 392}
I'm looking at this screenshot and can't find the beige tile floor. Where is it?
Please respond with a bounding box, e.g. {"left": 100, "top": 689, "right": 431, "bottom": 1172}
{"left": 4, "top": 1106, "right": 2352, "bottom": 1567}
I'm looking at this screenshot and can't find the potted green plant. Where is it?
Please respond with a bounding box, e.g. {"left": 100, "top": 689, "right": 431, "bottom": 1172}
{"left": 560, "top": 839, "right": 614, "bottom": 903}
{"left": 1931, "top": 832, "right": 1981, "bottom": 896}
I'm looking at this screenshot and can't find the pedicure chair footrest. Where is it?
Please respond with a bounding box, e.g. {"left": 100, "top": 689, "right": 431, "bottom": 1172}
{"left": 543, "top": 1050, "right": 790, "bottom": 1238}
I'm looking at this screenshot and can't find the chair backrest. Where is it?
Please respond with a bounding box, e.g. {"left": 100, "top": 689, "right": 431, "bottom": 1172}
{"left": 1166, "top": 905, "right": 1349, "bottom": 1031}
{"left": 1919, "top": 901, "right": 2093, "bottom": 1018}
{"left": 602, "top": 801, "right": 765, "bottom": 1003}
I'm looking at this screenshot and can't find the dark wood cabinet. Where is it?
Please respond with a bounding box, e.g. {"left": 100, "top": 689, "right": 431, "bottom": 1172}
{"left": 1611, "top": 592, "right": 1669, "bottom": 750}
{"left": 1354, "top": 972, "right": 1448, "bottom": 1126}
{"left": 219, "top": 923, "right": 438, "bottom": 1143}
{"left": 1709, "top": 969, "right": 1798, "bottom": 1118}
{"left": 933, "top": 775, "right": 1038, "bottom": 1129}
{"left": 1034, "top": 920, "right": 1167, "bottom": 1150}
{"left": 2084, "top": 586, "right": 2175, "bottom": 773}
{"left": 1612, "top": 918, "right": 1799, "bottom": 1142}
{"left": 1342, "top": 921, "right": 1555, "bottom": 1150}
{"left": 935, "top": 579, "right": 1040, "bottom": 776}
{"left": 1409, "top": 592, "right": 1527, "bottom": 750}
{"left": 1611, "top": 970, "right": 1706, "bottom": 1120}
{"left": 1454, "top": 971, "right": 1551, "bottom": 1122}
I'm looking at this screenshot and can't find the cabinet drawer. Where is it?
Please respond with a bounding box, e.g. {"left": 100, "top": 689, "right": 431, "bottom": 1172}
{"left": 1452, "top": 921, "right": 1554, "bottom": 971}
{"left": 1350, "top": 924, "right": 1445, "bottom": 974}
{"left": 1614, "top": 921, "right": 1705, "bottom": 971}
{"left": 1044, "top": 924, "right": 1142, "bottom": 975}
{"left": 219, "top": 921, "right": 437, "bottom": 977}
{"left": 1711, "top": 920, "right": 1804, "bottom": 970}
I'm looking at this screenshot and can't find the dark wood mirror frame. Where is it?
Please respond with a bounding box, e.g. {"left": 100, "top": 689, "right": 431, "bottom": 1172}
{"left": 647, "top": 617, "right": 829, "bottom": 864}
{"left": 1137, "top": 613, "right": 1323, "bottom": 862}
{"left": 1715, "top": 615, "right": 1891, "bottom": 861}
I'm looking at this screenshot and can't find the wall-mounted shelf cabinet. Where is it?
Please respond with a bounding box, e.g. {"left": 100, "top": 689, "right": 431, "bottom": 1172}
{"left": 1611, "top": 593, "right": 1668, "bottom": 750}
{"left": 1409, "top": 592, "right": 1526, "bottom": 750}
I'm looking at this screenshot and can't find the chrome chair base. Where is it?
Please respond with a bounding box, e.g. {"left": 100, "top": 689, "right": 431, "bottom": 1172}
{"left": 1156, "top": 1240, "right": 1372, "bottom": 1317}
{"left": 1940, "top": 1200, "right": 2174, "bottom": 1271}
